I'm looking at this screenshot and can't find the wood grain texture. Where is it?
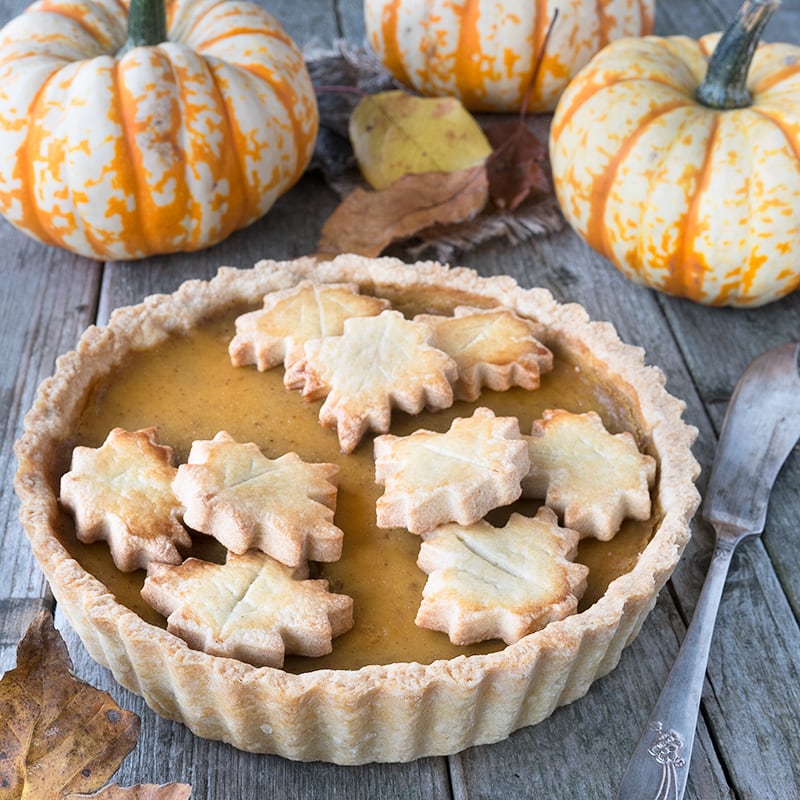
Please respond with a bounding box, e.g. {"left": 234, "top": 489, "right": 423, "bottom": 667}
{"left": 1, "top": 0, "right": 799, "bottom": 798}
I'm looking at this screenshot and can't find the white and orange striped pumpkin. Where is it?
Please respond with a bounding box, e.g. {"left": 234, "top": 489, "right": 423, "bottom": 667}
{"left": 0, "top": 0, "right": 318, "bottom": 261}
{"left": 550, "top": 0, "right": 800, "bottom": 307}
{"left": 364, "top": 0, "right": 655, "bottom": 113}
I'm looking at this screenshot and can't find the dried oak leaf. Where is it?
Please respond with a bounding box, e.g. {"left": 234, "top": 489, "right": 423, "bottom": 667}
{"left": 317, "top": 165, "right": 488, "bottom": 257}
{"left": 0, "top": 610, "right": 140, "bottom": 799}
{"left": 484, "top": 118, "right": 551, "bottom": 212}
{"left": 67, "top": 785, "right": 191, "bottom": 799}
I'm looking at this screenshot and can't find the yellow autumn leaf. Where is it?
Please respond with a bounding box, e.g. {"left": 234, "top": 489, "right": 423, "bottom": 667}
{"left": 349, "top": 90, "right": 492, "bottom": 190}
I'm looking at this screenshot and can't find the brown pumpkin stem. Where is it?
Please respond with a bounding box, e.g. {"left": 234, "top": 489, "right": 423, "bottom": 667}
{"left": 120, "top": 0, "right": 168, "bottom": 54}
{"left": 696, "top": 0, "right": 779, "bottom": 109}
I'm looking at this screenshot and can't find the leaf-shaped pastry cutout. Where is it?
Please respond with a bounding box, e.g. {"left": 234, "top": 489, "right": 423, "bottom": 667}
{"left": 229, "top": 281, "right": 389, "bottom": 370}
{"left": 0, "top": 610, "right": 140, "bottom": 799}
{"left": 173, "top": 432, "right": 341, "bottom": 568}
{"left": 415, "top": 508, "right": 588, "bottom": 645}
{"left": 374, "top": 407, "right": 529, "bottom": 533}
{"left": 284, "top": 310, "right": 457, "bottom": 453}
{"left": 60, "top": 427, "right": 190, "bottom": 572}
{"left": 415, "top": 305, "right": 553, "bottom": 401}
{"left": 521, "top": 409, "right": 656, "bottom": 540}
{"left": 142, "top": 551, "right": 354, "bottom": 668}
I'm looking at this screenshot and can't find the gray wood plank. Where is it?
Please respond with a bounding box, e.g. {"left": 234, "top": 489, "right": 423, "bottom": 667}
{"left": 0, "top": 228, "right": 101, "bottom": 654}
{"left": 450, "top": 597, "right": 732, "bottom": 800}
{"left": 2, "top": 1, "right": 799, "bottom": 799}
{"left": 55, "top": 607, "right": 454, "bottom": 798}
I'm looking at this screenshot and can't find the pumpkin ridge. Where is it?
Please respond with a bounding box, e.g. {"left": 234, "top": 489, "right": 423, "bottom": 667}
{"left": 164, "top": 45, "right": 233, "bottom": 251}
{"left": 33, "top": 1, "right": 121, "bottom": 54}
{"left": 377, "top": 0, "right": 412, "bottom": 89}
{"left": 746, "top": 106, "right": 800, "bottom": 165}
{"left": 585, "top": 99, "right": 691, "bottom": 265}
{"left": 529, "top": 0, "right": 549, "bottom": 107}
{"left": 205, "top": 61, "right": 253, "bottom": 227}
{"left": 639, "top": 0, "right": 655, "bottom": 34}
{"left": 747, "top": 57, "right": 800, "bottom": 94}
{"left": 671, "top": 114, "right": 719, "bottom": 302}
{"left": 111, "top": 56, "right": 151, "bottom": 259}
{"left": 739, "top": 105, "right": 800, "bottom": 299}
{"left": 595, "top": 0, "right": 613, "bottom": 47}
{"left": 62, "top": 58, "right": 123, "bottom": 260}
{"left": 550, "top": 75, "right": 689, "bottom": 154}
{"left": 454, "top": 0, "right": 484, "bottom": 110}
{"left": 191, "top": 26, "right": 294, "bottom": 52}
{"left": 19, "top": 66, "right": 64, "bottom": 249}
{"left": 236, "top": 60, "right": 315, "bottom": 191}
{"left": 178, "top": 0, "right": 228, "bottom": 44}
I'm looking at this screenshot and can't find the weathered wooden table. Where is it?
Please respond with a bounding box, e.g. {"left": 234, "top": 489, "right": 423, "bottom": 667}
{"left": 2, "top": 1, "right": 799, "bottom": 797}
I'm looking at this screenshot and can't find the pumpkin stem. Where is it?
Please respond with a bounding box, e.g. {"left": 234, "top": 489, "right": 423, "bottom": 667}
{"left": 120, "top": 0, "right": 168, "bottom": 55}
{"left": 696, "top": 0, "right": 779, "bottom": 109}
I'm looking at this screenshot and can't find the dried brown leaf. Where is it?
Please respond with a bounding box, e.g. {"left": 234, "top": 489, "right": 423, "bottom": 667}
{"left": 67, "top": 783, "right": 192, "bottom": 799}
{"left": 0, "top": 610, "right": 140, "bottom": 800}
{"left": 484, "top": 120, "right": 551, "bottom": 211}
{"left": 317, "top": 165, "right": 488, "bottom": 257}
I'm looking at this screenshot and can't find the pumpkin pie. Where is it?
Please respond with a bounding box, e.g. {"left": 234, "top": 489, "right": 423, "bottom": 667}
{"left": 14, "top": 254, "right": 700, "bottom": 764}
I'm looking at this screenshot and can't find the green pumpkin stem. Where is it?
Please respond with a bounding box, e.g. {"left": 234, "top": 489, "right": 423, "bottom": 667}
{"left": 696, "top": 0, "right": 779, "bottom": 109}
{"left": 120, "top": 0, "right": 168, "bottom": 54}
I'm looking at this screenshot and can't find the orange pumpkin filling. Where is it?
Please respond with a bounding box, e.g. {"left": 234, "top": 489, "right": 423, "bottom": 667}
{"left": 57, "top": 296, "right": 657, "bottom": 673}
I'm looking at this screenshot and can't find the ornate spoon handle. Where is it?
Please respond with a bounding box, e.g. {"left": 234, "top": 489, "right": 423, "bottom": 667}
{"left": 616, "top": 537, "right": 737, "bottom": 800}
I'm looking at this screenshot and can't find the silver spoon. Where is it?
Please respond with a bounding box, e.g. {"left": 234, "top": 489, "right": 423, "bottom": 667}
{"left": 616, "top": 341, "right": 800, "bottom": 800}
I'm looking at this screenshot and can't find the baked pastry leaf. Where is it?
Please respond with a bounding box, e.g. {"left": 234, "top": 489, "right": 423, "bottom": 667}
{"left": 284, "top": 309, "right": 457, "bottom": 453}
{"left": 59, "top": 427, "right": 190, "bottom": 572}
{"left": 374, "top": 407, "right": 529, "bottom": 534}
{"left": 415, "top": 508, "right": 588, "bottom": 645}
{"left": 521, "top": 409, "right": 656, "bottom": 540}
{"left": 229, "top": 280, "right": 389, "bottom": 370}
{"left": 414, "top": 306, "right": 553, "bottom": 401}
{"left": 141, "top": 550, "right": 354, "bottom": 668}
{"left": 172, "top": 431, "right": 341, "bottom": 568}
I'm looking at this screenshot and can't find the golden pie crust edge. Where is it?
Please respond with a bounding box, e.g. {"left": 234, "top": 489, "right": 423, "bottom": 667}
{"left": 14, "top": 254, "right": 700, "bottom": 764}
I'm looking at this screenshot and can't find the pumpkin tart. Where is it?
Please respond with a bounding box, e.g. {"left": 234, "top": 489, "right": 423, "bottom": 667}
{"left": 14, "top": 254, "right": 699, "bottom": 764}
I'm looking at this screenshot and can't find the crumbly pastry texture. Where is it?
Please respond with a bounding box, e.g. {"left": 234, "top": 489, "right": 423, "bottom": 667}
{"left": 173, "top": 431, "right": 342, "bottom": 568}
{"left": 521, "top": 409, "right": 657, "bottom": 541}
{"left": 59, "top": 427, "right": 190, "bottom": 572}
{"left": 374, "top": 407, "right": 529, "bottom": 534}
{"left": 284, "top": 309, "right": 458, "bottom": 453}
{"left": 229, "top": 280, "right": 390, "bottom": 370}
{"left": 142, "top": 550, "right": 354, "bottom": 669}
{"left": 14, "top": 254, "right": 701, "bottom": 764}
{"left": 414, "top": 306, "right": 554, "bottom": 401}
{"left": 416, "top": 508, "right": 588, "bottom": 645}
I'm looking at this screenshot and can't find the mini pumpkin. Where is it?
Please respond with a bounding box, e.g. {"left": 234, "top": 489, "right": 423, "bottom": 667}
{"left": 364, "top": 0, "right": 655, "bottom": 113}
{"left": 0, "top": 0, "right": 318, "bottom": 261}
{"left": 549, "top": 0, "right": 800, "bottom": 307}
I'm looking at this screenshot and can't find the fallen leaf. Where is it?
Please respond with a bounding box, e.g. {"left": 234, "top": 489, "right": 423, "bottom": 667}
{"left": 484, "top": 119, "right": 551, "bottom": 211}
{"left": 349, "top": 90, "right": 492, "bottom": 190}
{"left": 0, "top": 610, "right": 140, "bottom": 800}
{"left": 67, "top": 783, "right": 191, "bottom": 799}
{"left": 317, "top": 165, "right": 488, "bottom": 257}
